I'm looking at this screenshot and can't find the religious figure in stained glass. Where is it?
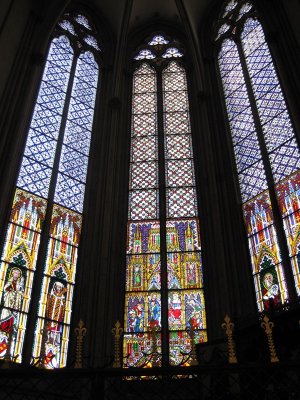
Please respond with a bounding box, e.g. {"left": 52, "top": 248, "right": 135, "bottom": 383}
{"left": 46, "top": 281, "right": 67, "bottom": 346}
{"left": 168, "top": 292, "right": 182, "bottom": 327}
{"left": 42, "top": 280, "right": 67, "bottom": 367}
{"left": 149, "top": 293, "right": 160, "bottom": 327}
{"left": 260, "top": 258, "right": 281, "bottom": 310}
{"left": 0, "top": 267, "right": 24, "bottom": 352}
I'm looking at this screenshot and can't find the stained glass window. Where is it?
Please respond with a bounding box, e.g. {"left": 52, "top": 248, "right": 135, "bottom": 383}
{"left": 0, "top": 13, "right": 100, "bottom": 367}
{"left": 124, "top": 34, "right": 207, "bottom": 368}
{"left": 216, "top": 0, "right": 300, "bottom": 311}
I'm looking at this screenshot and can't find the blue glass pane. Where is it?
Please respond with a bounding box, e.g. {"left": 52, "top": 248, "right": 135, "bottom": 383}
{"left": 218, "top": 38, "right": 236, "bottom": 61}
{"left": 238, "top": 161, "right": 268, "bottom": 202}
{"left": 256, "top": 87, "right": 286, "bottom": 125}
{"left": 73, "top": 51, "right": 98, "bottom": 86}
{"left": 249, "top": 63, "right": 278, "bottom": 100}
{"left": 59, "top": 146, "right": 89, "bottom": 182}
{"left": 263, "top": 112, "right": 294, "bottom": 152}
{"left": 237, "top": 3, "right": 252, "bottom": 20}
{"left": 58, "top": 20, "right": 76, "bottom": 35}
{"left": 54, "top": 173, "right": 85, "bottom": 212}
{"left": 241, "top": 19, "right": 264, "bottom": 56}
{"left": 219, "top": 49, "right": 240, "bottom": 78}
{"left": 24, "top": 130, "right": 56, "bottom": 168}
{"left": 17, "top": 157, "right": 52, "bottom": 198}
{"left": 64, "top": 121, "right": 93, "bottom": 156}
{"left": 228, "top": 110, "right": 256, "bottom": 146}
{"left": 234, "top": 134, "right": 261, "bottom": 172}
{"left": 75, "top": 14, "right": 92, "bottom": 30}
{"left": 269, "top": 138, "right": 300, "bottom": 183}
{"left": 245, "top": 43, "right": 273, "bottom": 77}
{"left": 224, "top": 85, "right": 251, "bottom": 119}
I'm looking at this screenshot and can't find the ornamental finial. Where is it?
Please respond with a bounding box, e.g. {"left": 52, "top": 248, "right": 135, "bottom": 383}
{"left": 112, "top": 321, "right": 123, "bottom": 368}
{"left": 261, "top": 315, "right": 279, "bottom": 363}
{"left": 221, "top": 314, "right": 238, "bottom": 364}
{"left": 74, "top": 319, "right": 87, "bottom": 368}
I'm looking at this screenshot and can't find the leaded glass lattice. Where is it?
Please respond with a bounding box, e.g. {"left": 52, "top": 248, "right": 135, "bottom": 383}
{"left": 33, "top": 40, "right": 99, "bottom": 368}
{"left": 0, "top": 13, "right": 101, "bottom": 367}
{"left": 217, "top": 0, "right": 300, "bottom": 309}
{"left": 124, "top": 43, "right": 207, "bottom": 368}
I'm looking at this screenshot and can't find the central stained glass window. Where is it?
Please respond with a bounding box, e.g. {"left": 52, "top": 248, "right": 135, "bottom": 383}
{"left": 124, "top": 34, "right": 207, "bottom": 367}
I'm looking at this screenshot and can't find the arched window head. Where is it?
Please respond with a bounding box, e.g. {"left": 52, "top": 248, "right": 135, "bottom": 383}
{"left": 134, "top": 33, "right": 183, "bottom": 61}
{"left": 124, "top": 33, "right": 207, "bottom": 368}
{"left": 215, "top": 0, "right": 300, "bottom": 311}
{"left": 0, "top": 12, "right": 101, "bottom": 368}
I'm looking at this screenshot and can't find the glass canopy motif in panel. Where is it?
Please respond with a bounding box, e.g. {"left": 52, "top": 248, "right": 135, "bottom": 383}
{"left": 217, "top": 0, "right": 300, "bottom": 309}
{"left": 124, "top": 40, "right": 207, "bottom": 368}
{"left": 0, "top": 14, "right": 100, "bottom": 367}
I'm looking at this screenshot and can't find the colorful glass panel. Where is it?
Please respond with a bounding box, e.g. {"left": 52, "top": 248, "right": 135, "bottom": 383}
{"left": 167, "top": 252, "right": 203, "bottom": 290}
{"left": 168, "top": 290, "right": 206, "bottom": 331}
{"left": 125, "top": 62, "right": 160, "bottom": 367}
{"left": 277, "top": 172, "right": 300, "bottom": 294}
{"left": 169, "top": 330, "right": 207, "bottom": 366}
{"left": 127, "top": 221, "right": 160, "bottom": 254}
{"left": 217, "top": 1, "right": 300, "bottom": 306}
{"left": 162, "top": 61, "right": 207, "bottom": 362}
{"left": 125, "top": 292, "right": 161, "bottom": 333}
{"left": 0, "top": 189, "right": 47, "bottom": 361}
{"left": 166, "top": 219, "right": 200, "bottom": 252}
{"left": 32, "top": 46, "right": 98, "bottom": 367}
{"left": 125, "top": 45, "right": 207, "bottom": 367}
{"left": 126, "top": 254, "right": 161, "bottom": 291}
{"left": 123, "top": 333, "right": 162, "bottom": 367}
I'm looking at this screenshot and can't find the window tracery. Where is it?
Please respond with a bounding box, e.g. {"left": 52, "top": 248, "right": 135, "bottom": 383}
{"left": 0, "top": 13, "right": 101, "bottom": 368}
{"left": 216, "top": 0, "right": 300, "bottom": 311}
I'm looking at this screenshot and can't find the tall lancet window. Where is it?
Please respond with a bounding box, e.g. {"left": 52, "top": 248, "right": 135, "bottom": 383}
{"left": 124, "top": 34, "right": 207, "bottom": 368}
{"left": 215, "top": 0, "right": 300, "bottom": 311}
{"left": 0, "top": 13, "right": 101, "bottom": 368}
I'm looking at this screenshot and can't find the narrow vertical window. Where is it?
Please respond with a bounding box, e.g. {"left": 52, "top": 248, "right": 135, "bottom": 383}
{"left": 0, "top": 13, "right": 101, "bottom": 368}
{"left": 216, "top": 0, "right": 300, "bottom": 311}
{"left": 124, "top": 34, "right": 207, "bottom": 368}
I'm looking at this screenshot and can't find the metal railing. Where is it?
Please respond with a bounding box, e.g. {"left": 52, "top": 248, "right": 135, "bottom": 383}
{"left": 1, "top": 362, "right": 299, "bottom": 400}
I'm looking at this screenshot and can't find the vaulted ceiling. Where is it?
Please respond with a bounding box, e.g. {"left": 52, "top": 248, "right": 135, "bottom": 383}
{"left": 88, "top": 0, "right": 219, "bottom": 40}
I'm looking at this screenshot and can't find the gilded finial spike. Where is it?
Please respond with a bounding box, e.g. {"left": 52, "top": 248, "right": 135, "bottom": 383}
{"left": 112, "top": 320, "right": 123, "bottom": 368}
{"left": 74, "top": 319, "right": 87, "bottom": 368}
{"left": 261, "top": 315, "right": 279, "bottom": 363}
{"left": 221, "top": 314, "right": 238, "bottom": 364}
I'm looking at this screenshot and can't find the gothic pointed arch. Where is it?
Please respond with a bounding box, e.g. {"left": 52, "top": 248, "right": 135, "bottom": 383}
{"left": 123, "top": 32, "right": 207, "bottom": 368}
{"left": 0, "top": 11, "right": 102, "bottom": 368}
{"left": 214, "top": 0, "right": 300, "bottom": 312}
